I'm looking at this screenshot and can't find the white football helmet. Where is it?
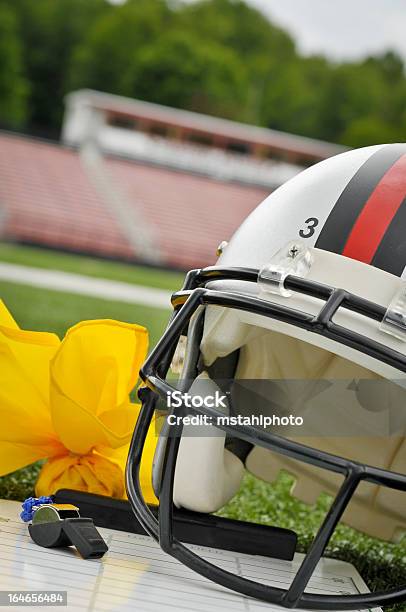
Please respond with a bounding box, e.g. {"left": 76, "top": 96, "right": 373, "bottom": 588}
{"left": 127, "top": 144, "right": 406, "bottom": 610}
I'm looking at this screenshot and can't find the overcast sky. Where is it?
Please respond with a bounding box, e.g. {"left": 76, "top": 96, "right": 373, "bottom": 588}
{"left": 246, "top": 0, "right": 406, "bottom": 61}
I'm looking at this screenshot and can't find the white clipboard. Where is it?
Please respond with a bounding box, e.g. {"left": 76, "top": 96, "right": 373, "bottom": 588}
{"left": 0, "top": 500, "right": 382, "bottom": 612}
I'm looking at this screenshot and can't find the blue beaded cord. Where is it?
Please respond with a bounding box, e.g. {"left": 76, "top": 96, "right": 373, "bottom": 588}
{"left": 20, "top": 496, "right": 53, "bottom": 522}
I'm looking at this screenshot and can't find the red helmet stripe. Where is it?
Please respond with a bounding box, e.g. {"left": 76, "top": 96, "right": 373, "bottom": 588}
{"left": 342, "top": 153, "right": 406, "bottom": 264}
{"left": 315, "top": 144, "right": 406, "bottom": 258}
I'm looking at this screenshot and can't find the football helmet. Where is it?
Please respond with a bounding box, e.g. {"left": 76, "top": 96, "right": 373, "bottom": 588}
{"left": 126, "top": 144, "right": 406, "bottom": 609}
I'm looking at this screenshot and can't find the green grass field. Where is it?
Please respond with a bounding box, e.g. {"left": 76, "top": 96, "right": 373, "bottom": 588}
{"left": 0, "top": 242, "right": 184, "bottom": 290}
{"left": 0, "top": 281, "right": 170, "bottom": 349}
{"left": 0, "top": 243, "right": 405, "bottom": 611}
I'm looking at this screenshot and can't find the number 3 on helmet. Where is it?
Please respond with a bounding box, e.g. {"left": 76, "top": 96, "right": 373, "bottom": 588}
{"left": 127, "top": 144, "right": 406, "bottom": 610}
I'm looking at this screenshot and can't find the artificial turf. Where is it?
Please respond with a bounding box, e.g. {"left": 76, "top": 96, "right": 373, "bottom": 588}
{"left": 219, "top": 473, "right": 406, "bottom": 612}
{"left": 0, "top": 244, "right": 405, "bottom": 611}
{"left": 2, "top": 465, "right": 405, "bottom": 611}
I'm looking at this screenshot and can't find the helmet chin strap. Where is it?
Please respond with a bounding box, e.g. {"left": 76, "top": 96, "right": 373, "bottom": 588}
{"left": 173, "top": 372, "right": 245, "bottom": 514}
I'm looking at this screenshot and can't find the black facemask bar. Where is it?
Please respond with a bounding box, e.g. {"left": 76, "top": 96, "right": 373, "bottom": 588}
{"left": 126, "top": 266, "right": 406, "bottom": 610}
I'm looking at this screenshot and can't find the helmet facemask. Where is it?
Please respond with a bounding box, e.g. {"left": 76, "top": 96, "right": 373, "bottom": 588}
{"left": 126, "top": 264, "right": 406, "bottom": 610}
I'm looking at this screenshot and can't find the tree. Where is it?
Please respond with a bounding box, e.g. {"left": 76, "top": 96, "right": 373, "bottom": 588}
{"left": 2, "top": 0, "right": 406, "bottom": 147}
{"left": 341, "top": 116, "right": 399, "bottom": 148}
{"left": 179, "top": 0, "right": 297, "bottom": 123}
{"left": 260, "top": 55, "right": 331, "bottom": 139}
{"left": 317, "top": 53, "right": 406, "bottom": 145}
{"left": 179, "top": 0, "right": 295, "bottom": 60}
{"left": 0, "top": 2, "right": 28, "bottom": 128}
{"left": 11, "top": 0, "right": 109, "bottom": 134}
{"left": 70, "top": 0, "right": 248, "bottom": 120}
{"left": 70, "top": 0, "right": 171, "bottom": 95}
{"left": 122, "top": 31, "right": 249, "bottom": 119}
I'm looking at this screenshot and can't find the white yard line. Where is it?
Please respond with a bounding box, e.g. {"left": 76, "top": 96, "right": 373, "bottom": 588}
{"left": 0, "top": 262, "right": 172, "bottom": 309}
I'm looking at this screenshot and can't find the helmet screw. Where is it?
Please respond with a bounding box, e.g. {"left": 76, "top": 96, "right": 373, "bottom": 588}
{"left": 216, "top": 240, "right": 228, "bottom": 257}
{"left": 288, "top": 245, "right": 300, "bottom": 258}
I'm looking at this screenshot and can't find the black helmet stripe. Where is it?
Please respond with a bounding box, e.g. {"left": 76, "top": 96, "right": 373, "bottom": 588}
{"left": 315, "top": 144, "right": 406, "bottom": 274}
{"left": 371, "top": 195, "right": 406, "bottom": 275}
